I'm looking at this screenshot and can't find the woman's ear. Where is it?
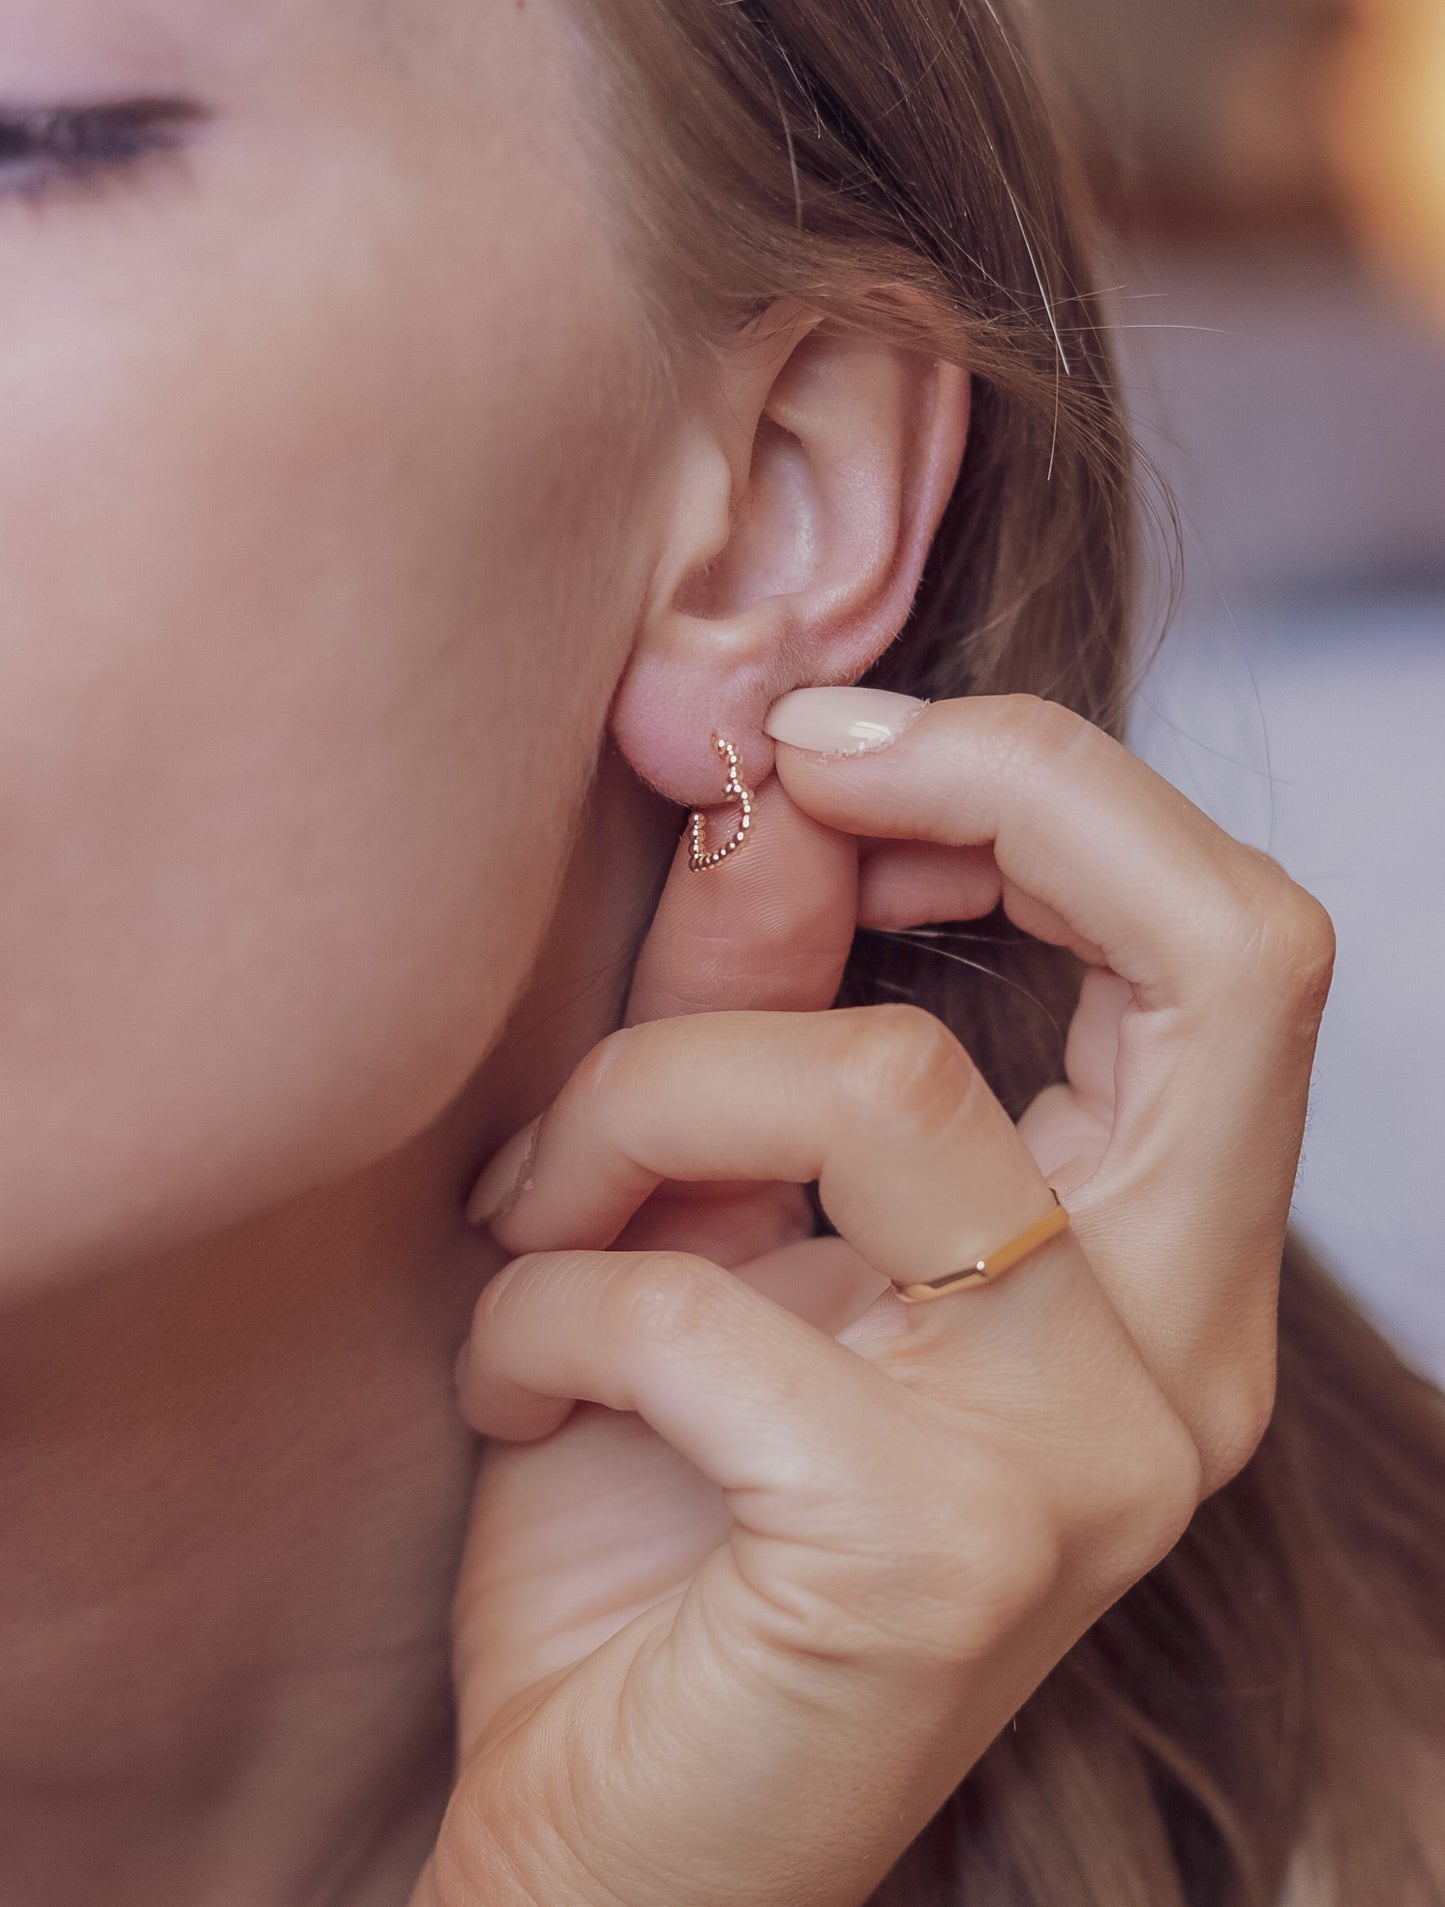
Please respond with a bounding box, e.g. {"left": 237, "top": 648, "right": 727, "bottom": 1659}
{"left": 609, "top": 300, "right": 970, "bottom": 806}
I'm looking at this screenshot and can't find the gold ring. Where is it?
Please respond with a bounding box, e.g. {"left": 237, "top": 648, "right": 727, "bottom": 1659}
{"left": 895, "top": 1190, "right": 1070, "bottom": 1303}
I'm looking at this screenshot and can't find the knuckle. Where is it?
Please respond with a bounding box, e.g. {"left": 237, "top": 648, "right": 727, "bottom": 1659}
{"left": 1095, "top": 1393, "right": 1205, "bottom": 1575}
{"left": 1145, "top": 1414, "right": 1206, "bottom": 1546}
{"left": 1133, "top": 1413, "right": 1205, "bottom": 1557}
{"left": 842, "top": 1003, "right": 979, "bottom": 1132}
{"left": 946, "top": 1472, "right": 1065, "bottom": 1642}
{"left": 1196, "top": 1356, "right": 1280, "bottom": 1496}
{"left": 990, "top": 690, "right": 1088, "bottom": 763}
{"left": 1225, "top": 860, "right": 1338, "bottom": 1015}
{"left": 1276, "top": 887, "right": 1338, "bottom": 1015}
{"left": 607, "top": 1249, "right": 728, "bottom": 1347}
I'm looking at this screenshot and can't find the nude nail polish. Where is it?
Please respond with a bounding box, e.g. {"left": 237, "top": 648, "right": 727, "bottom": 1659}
{"left": 763, "top": 687, "right": 927, "bottom": 757}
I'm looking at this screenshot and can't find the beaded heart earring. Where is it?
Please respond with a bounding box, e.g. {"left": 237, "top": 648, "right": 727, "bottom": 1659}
{"left": 687, "top": 734, "right": 756, "bottom": 872}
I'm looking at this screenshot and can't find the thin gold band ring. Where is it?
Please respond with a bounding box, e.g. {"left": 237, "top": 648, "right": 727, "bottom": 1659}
{"left": 895, "top": 1190, "right": 1070, "bottom": 1303}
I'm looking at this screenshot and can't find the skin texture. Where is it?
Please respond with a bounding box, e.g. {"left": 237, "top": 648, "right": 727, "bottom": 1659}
{"left": 0, "top": 0, "right": 662, "bottom": 1289}
{"left": 0, "top": 3, "right": 1334, "bottom": 1904}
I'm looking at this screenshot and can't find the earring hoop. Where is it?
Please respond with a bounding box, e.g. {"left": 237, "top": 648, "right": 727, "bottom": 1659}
{"left": 688, "top": 735, "right": 755, "bottom": 872}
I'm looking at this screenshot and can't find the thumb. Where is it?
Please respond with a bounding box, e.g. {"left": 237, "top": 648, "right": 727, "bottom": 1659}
{"left": 618, "top": 773, "right": 860, "bottom": 1267}
{"left": 625, "top": 774, "right": 860, "bottom": 1026}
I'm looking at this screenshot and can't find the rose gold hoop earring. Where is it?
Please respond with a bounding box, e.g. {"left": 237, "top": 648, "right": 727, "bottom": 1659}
{"left": 688, "top": 735, "right": 756, "bottom": 873}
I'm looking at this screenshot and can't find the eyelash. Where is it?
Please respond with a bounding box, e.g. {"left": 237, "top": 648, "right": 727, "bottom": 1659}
{"left": 0, "top": 99, "right": 201, "bottom": 200}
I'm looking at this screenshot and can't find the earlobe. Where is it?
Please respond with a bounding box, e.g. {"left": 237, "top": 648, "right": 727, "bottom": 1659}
{"left": 609, "top": 305, "right": 970, "bottom": 809}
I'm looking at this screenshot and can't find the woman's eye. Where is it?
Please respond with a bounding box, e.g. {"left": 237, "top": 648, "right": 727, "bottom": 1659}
{"left": 0, "top": 98, "right": 204, "bottom": 198}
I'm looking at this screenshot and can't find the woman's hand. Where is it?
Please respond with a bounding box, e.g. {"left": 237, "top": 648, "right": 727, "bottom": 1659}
{"left": 412, "top": 691, "right": 1335, "bottom": 1907}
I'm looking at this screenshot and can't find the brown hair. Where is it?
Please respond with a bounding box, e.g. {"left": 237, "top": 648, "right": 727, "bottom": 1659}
{"left": 565, "top": 1, "right": 1445, "bottom": 1901}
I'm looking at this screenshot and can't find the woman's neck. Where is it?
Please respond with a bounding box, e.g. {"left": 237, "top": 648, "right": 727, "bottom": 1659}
{"left": 0, "top": 758, "right": 681, "bottom": 1906}
{"left": 0, "top": 1150, "right": 485, "bottom": 1904}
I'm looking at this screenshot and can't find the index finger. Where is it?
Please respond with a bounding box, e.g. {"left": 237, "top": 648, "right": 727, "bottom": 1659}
{"left": 767, "top": 689, "right": 1323, "bottom": 1014}
{"left": 767, "top": 687, "right": 1334, "bottom": 1452}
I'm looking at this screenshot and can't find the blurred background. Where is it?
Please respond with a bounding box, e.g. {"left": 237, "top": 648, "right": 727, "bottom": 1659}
{"left": 1030, "top": 0, "right": 1445, "bottom": 1379}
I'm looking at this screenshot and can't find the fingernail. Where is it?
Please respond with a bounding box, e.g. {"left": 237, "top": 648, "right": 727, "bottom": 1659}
{"left": 763, "top": 687, "right": 927, "bottom": 757}
{"left": 465, "top": 1116, "right": 543, "bottom": 1228}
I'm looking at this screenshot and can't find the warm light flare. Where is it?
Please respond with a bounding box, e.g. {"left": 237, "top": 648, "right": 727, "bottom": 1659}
{"left": 1322, "top": 0, "right": 1445, "bottom": 328}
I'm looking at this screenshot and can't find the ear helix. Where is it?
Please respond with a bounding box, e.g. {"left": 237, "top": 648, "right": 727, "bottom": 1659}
{"left": 687, "top": 735, "right": 756, "bottom": 872}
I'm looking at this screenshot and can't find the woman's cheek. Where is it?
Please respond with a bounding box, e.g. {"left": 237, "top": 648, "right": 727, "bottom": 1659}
{"left": 0, "top": 153, "right": 643, "bottom": 1293}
